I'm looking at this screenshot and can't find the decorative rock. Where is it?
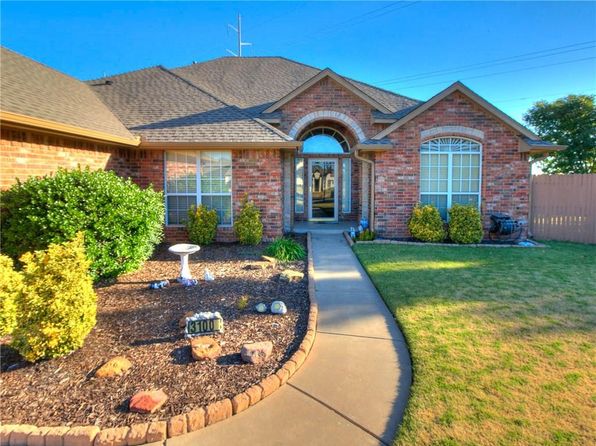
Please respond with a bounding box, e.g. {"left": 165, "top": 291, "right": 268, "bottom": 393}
{"left": 145, "top": 422, "right": 167, "bottom": 443}
{"left": 178, "top": 311, "right": 195, "bottom": 329}
{"left": 129, "top": 389, "right": 168, "bottom": 414}
{"left": 244, "top": 261, "right": 270, "bottom": 270}
{"left": 261, "top": 255, "right": 277, "bottom": 266}
{"left": 186, "top": 408, "right": 206, "bottom": 432}
{"left": 62, "top": 426, "right": 99, "bottom": 446}
{"left": 241, "top": 341, "right": 273, "bottom": 365}
{"left": 231, "top": 393, "right": 250, "bottom": 414}
{"left": 280, "top": 269, "right": 304, "bottom": 282}
{"left": 205, "top": 399, "right": 232, "bottom": 426}
{"left": 255, "top": 303, "right": 267, "bottom": 313}
{"left": 204, "top": 269, "right": 215, "bottom": 281}
{"left": 94, "top": 356, "right": 132, "bottom": 379}
{"left": 44, "top": 427, "right": 71, "bottom": 446}
{"left": 271, "top": 301, "right": 287, "bottom": 315}
{"left": 125, "top": 423, "right": 148, "bottom": 446}
{"left": 94, "top": 427, "right": 129, "bottom": 446}
{"left": 8, "top": 425, "right": 36, "bottom": 446}
{"left": 190, "top": 336, "right": 221, "bottom": 361}
{"left": 166, "top": 414, "right": 187, "bottom": 438}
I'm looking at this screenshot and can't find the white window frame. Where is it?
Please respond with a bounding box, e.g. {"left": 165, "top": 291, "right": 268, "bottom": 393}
{"left": 164, "top": 151, "right": 233, "bottom": 227}
{"left": 419, "top": 137, "right": 482, "bottom": 218}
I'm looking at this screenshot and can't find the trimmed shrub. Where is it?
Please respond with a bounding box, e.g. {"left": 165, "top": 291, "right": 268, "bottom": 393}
{"left": 448, "top": 204, "right": 484, "bottom": 244}
{"left": 264, "top": 237, "right": 306, "bottom": 261}
{"left": 234, "top": 197, "right": 263, "bottom": 245}
{"left": 355, "top": 229, "right": 376, "bottom": 242}
{"left": 187, "top": 204, "right": 218, "bottom": 245}
{"left": 0, "top": 255, "right": 22, "bottom": 337}
{"left": 408, "top": 204, "right": 446, "bottom": 242}
{"left": 11, "top": 234, "right": 97, "bottom": 362}
{"left": 0, "top": 167, "right": 164, "bottom": 280}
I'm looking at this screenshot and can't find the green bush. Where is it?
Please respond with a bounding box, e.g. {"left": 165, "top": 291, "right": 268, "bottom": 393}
{"left": 355, "top": 229, "right": 376, "bottom": 241}
{"left": 11, "top": 234, "right": 97, "bottom": 362}
{"left": 0, "top": 255, "right": 22, "bottom": 337}
{"left": 408, "top": 204, "right": 446, "bottom": 242}
{"left": 263, "top": 237, "right": 306, "bottom": 261}
{"left": 187, "top": 204, "right": 218, "bottom": 245}
{"left": 234, "top": 197, "right": 263, "bottom": 245}
{"left": 448, "top": 204, "right": 484, "bottom": 244}
{"left": 0, "top": 167, "right": 164, "bottom": 280}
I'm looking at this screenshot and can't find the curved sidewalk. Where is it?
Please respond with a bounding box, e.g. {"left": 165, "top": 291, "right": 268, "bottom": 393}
{"left": 169, "top": 233, "right": 411, "bottom": 446}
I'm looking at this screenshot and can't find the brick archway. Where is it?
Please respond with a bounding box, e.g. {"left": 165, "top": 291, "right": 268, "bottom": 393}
{"left": 289, "top": 111, "right": 366, "bottom": 143}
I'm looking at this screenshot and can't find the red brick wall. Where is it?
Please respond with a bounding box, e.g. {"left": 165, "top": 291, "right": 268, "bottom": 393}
{"left": 160, "top": 149, "right": 285, "bottom": 243}
{"left": 1, "top": 127, "right": 285, "bottom": 243}
{"left": 375, "top": 91, "right": 530, "bottom": 238}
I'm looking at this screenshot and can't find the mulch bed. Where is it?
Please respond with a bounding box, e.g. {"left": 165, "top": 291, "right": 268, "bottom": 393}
{"left": 0, "top": 236, "right": 309, "bottom": 428}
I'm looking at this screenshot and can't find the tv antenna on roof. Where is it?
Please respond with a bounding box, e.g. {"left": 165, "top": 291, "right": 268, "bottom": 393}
{"left": 227, "top": 13, "right": 251, "bottom": 57}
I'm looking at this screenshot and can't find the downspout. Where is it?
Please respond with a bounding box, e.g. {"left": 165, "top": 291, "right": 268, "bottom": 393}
{"left": 353, "top": 149, "right": 375, "bottom": 231}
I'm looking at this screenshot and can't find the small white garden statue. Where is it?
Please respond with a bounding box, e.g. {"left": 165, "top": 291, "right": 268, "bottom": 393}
{"left": 168, "top": 243, "right": 200, "bottom": 281}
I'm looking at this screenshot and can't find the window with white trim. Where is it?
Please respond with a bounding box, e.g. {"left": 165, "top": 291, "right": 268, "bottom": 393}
{"left": 420, "top": 137, "right": 481, "bottom": 219}
{"left": 341, "top": 158, "right": 351, "bottom": 213}
{"left": 295, "top": 157, "right": 304, "bottom": 213}
{"left": 165, "top": 151, "right": 232, "bottom": 225}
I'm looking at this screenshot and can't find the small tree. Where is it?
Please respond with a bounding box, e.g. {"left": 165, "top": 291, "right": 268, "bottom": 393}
{"left": 234, "top": 196, "right": 263, "bottom": 245}
{"left": 524, "top": 94, "right": 595, "bottom": 174}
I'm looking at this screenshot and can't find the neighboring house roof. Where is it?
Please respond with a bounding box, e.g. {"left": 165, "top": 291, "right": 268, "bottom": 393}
{"left": 374, "top": 81, "right": 540, "bottom": 140}
{"left": 171, "top": 56, "right": 420, "bottom": 116}
{"left": 0, "top": 47, "right": 138, "bottom": 145}
{"left": 87, "top": 66, "right": 295, "bottom": 145}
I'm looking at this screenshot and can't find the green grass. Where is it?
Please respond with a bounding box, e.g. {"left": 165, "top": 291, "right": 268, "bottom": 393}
{"left": 353, "top": 242, "right": 596, "bottom": 446}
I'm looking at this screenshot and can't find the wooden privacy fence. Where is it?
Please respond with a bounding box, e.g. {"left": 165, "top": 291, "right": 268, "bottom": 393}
{"left": 531, "top": 174, "right": 596, "bottom": 244}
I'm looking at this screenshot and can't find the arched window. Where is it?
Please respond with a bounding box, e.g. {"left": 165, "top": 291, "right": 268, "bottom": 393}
{"left": 301, "top": 127, "right": 350, "bottom": 154}
{"left": 420, "top": 137, "right": 482, "bottom": 219}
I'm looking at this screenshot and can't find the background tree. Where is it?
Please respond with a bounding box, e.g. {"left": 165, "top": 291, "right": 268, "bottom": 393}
{"left": 523, "top": 94, "right": 595, "bottom": 174}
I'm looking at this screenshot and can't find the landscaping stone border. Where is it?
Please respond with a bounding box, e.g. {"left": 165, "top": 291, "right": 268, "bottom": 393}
{"left": 344, "top": 231, "right": 546, "bottom": 248}
{"left": 0, "top": 234, "right": 318, "bottom": 446}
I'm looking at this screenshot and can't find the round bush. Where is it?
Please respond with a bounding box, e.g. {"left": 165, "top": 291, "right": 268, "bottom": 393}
{"left": 11, "top": 234, "right": 97, "bottom": 362}
{"left": 1, "top": 168, "right": 164, "bottom": 280}
{"left": 448, "top": 204, "right": 484, "bottom": 244}
{"left": 187, "top": 204, "right": 218, "bottom": 245}
{"left": 234, "top": 197, "right": 263, "bottom": 245}
{"left": 264, "top": 237, "right": 306, "bottom": 261}
{"left": 0, "top": 254, "right": 22, "bottom": 337}
{"left": 408, "top": 204, "right": 446, "bottom": 242}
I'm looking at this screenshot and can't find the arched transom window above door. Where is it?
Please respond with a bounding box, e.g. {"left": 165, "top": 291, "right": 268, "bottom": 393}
{"left": 420, "top": 137, "right": 482, "bottom": 219}
{"left": 301, "top": 127, "right": 350, "bottom": 154}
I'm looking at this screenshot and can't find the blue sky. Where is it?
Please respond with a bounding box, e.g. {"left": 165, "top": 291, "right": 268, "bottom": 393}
{"left": 2, "top": 1, "right": 595, "bottom": 122}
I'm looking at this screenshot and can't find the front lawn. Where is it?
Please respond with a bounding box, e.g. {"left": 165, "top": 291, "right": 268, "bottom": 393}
{"left": 354, "top": 242, "right": 595, "bottom": 446}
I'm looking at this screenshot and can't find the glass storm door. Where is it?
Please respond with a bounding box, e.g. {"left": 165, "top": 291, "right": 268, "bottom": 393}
{"left": 308, "top": 159, "right": 337, "bottom": 221}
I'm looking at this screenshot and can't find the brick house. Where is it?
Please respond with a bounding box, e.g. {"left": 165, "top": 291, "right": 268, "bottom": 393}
{"left": 0, "top": 47, "right": 562, "bottom": 241}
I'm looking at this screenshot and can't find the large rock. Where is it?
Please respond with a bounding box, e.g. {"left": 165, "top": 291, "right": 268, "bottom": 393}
{"left": 129, "top": 389, "right": 168, "bottom": 414}
{"left": 241, "top": 341, "right": 273, "bottom": 364}
{"left": 190, "top": 336, "right": 221, "bottom": 361}
{"left": 94, "top": 356, "right": 132, "bottom": 378}
{"left": 280, "top": 269, "right": 304, "bottom": 282}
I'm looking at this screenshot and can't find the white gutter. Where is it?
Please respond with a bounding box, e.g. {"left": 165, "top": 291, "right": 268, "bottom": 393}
{"left": 353, "top": 149, "right": 375, "bottom": 231}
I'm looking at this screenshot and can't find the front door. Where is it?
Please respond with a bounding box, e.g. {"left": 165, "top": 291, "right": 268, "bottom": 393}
{"left": 308, "top": 159, "right": 337, "bottom": 221}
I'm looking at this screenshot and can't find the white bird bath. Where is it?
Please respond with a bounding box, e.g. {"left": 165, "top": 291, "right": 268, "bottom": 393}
{"left": 168, "top": 244, "right": 200, "bottom": 281}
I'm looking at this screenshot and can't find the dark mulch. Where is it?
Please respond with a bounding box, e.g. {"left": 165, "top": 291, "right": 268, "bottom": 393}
{"left": 0, "top": 236, "right": 309, "bottom": 428}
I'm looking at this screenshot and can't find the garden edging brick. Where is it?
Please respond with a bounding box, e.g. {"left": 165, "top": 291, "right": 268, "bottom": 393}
{"left": 0, "top": 233, "right": 318, "bottom": 446}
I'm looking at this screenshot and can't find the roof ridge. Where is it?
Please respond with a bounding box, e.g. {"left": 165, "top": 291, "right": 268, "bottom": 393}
{"left": 86, "top": 65, "right": 163, "bottom": 83}
{"left": 161, "top": 66, "right": 293, "bottom": 141}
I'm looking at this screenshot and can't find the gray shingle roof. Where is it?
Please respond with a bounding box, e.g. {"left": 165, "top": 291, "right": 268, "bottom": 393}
{"left": 88, "top": 66, "right": 292, "bottom": 143}
{"left": 0, "top": 47, "right": 135, "bottom": 140}
{"left": 172, "top": 57, "right": 421, "bottom": 116}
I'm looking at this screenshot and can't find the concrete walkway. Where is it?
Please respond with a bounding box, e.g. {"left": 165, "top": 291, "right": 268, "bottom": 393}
{"left": 169, "top": 233, "right": 411, "bottom": 446}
